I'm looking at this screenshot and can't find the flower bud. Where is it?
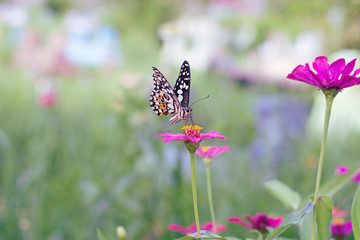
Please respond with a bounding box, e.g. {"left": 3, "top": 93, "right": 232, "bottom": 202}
{"left": 116, "top": 226, "right": 126, "bottom": 240}
{"left": 203, "top": 157, "right": 212, "bottom": 167}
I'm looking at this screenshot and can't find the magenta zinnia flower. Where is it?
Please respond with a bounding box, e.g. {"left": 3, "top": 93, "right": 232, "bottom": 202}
{"left": 335, "top": 165, "right": 350, "bottom": 176}
{"left": 228, "top": 213, "right": 283, "bottom": 232}
{"left": 335, "top": 166, "right": 360, "bottom": 183}
{"left": 168, "top": 222, "right": 227, "bottom": 235}
{"left": 352, "top": 169, "right": 360, "bottom": 183}
{"left": 158, "top": 125, "right": 226, "bottom": 144}
{"left": 287, "top": 56, "right": 360, "bottom": 91}
{"left": 196, "top": 146, "right": 230, "bottom": 159}
{"left": 331, "top": 219, "right": 352, "bottom": 238}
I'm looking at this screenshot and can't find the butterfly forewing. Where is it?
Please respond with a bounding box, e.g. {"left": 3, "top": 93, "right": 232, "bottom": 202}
{"left": 173, "top": 60, "right": 191, "bottom": 108}
{"left": 150, "top": 67, "right": 179, "bottom": 116}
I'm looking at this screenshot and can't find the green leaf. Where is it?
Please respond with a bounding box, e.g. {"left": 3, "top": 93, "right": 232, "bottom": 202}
{"left": 265, "top": 202, "right": 313, "bottom": 240}
{"left": 315, "top": 195, "right": 333, "bottom": 240}
{"left": 97, "top": 228, "right": 108, "bottom": 240}
{"left": 352, "top": 183, "right": 360, "bottom": 239}
{"left": 299, "top": 208, "right": 318, "bottom": 240}
{"left": 319, "top": 168, "right": 358, "bottom": 196}
{"left": 264, "top": 179, "right": 301, "bottom": 211}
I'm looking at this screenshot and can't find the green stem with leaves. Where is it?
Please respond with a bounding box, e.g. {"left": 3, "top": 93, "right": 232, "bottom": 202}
{"left": 206, "top": 165, "right": 217, "bottom": 233}
{"left": 311, "top": 90, "right": 336, "bottom": 240}
{"left": 190, "top": 152, "right": 201, "bottom": 237}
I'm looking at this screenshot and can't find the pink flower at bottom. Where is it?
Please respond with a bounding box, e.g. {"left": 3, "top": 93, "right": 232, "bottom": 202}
{"left": 168, "top": 222, "right": 227, "bottom": 235}
{"left": 228, "top": 213, "right": 283, "bottom": 232}
{"left": 196, "top": 146, "right": 230, "bottom": 159}
{"left": 331, "top": 219, "right": 352, "bottom": 238}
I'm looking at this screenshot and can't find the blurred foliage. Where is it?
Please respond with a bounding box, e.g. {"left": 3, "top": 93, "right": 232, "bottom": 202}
{"left": 1, "top": 1, "right": 360, "bottom": 240}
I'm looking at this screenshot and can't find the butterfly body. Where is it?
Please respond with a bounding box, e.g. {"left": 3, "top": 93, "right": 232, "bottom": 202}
{"left": 150, "top": 61, "right": 192, "bottom": 124}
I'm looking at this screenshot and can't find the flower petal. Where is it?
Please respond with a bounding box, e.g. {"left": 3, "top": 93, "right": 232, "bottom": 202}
{"left": 195, "top": 147, "right": 207, "bottom": 158}
{"left": 268, "top": 216, "right": 284, "bottom": 228}
{"left": 228, "top": 217, "right": 252, "bottom": 229}
{"left": 168, "top": 224, "right": 188, "bottom": 235}
{"left": 208, "top": 146, "right": 230, "bottom": 158}
{"left": 199, "top": 132, "right": 227, "bottom": 141}
{"left": 342, "top": 58, "right": 356, "bottom": 76}
{"left": 329, "top": 58, "right": 345, "bottom": 83}
{"left": 158, "top": 133, "right": 189, "bottom": 143}
{"left": 353, "top": 67, "right": 360, "bottom": 76}
{"left": 312, "top": 56, "right": 330, "bottom": 83}
{"left": 352, "top": 169, "right": 360, "bottom": 183}
{"left": 215, "top": 225, "right": 227, "bottom": 232}
{"left": 287, "top": 65, "right": 322, "bottom": 87}
{"left": 344, "top": 221, "right": 353, "bottom": 235}
{"left": 337, "top": 76, "right": 360, "bottom": 89}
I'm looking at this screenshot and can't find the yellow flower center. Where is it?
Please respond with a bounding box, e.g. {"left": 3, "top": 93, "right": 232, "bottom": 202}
{"left": 201, "top": 146, "right": 210, "bottom": 152}
{"left": 181, "top": 125, "right": 203, "bottom": 138}
{"left": 332, "top": 218, "right": 345, "bottom": 224}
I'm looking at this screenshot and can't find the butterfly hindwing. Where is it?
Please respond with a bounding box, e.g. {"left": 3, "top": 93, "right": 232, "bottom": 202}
{"left": 173, "top": 60, "right": 191, "bottom": 108}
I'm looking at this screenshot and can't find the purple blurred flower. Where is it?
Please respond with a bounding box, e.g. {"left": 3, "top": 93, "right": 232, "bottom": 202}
{"left": 287, "top": 56, "right": 360, "bottom": 90}
{"left": 168, "top": 222, "right": 226, "bottom": 235}
{"left": 335, "top": 165, "right": 350, "bottom": 175}
{"left": 228, "top": 213, "right": 283, "bottom": 232}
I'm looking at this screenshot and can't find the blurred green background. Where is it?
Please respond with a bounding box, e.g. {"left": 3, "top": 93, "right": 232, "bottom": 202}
{"left": 1, "top": 0, "right": 360, "bottom": 239}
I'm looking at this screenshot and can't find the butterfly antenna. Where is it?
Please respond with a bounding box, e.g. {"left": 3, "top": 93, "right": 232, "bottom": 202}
{"left": 189, "top": 95, "right": 210, "bottom": 108}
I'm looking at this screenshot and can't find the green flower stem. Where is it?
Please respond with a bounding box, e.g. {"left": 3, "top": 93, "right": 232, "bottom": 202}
{"left": 311, "top": 93, "right": 335, "bottom": 240}
{"left": 190, "top": 152, "right": 201, "bottom": 237}
{"left": 206, "top": 165, "right": 217, "bottom": 233}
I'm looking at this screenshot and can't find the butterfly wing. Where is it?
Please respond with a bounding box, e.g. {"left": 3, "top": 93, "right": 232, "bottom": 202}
{"left": 150, "top": 67, "right": 180, "bottom": 116}
{"left": 173, "top": 60, "right": 191, "bottom": 108}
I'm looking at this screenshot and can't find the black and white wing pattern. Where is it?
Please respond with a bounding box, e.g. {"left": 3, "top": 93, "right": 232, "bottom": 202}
{"left": 173, "top": 60, "right": 191, "bottom": 108}
{"left": 149, "top": 61, "right": 192, "bottom": 124}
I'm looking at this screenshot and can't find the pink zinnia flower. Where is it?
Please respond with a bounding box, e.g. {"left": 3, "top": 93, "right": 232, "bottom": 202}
{"left": 196, "top": 146, "right": 230, "bottom": 159}
{"left": 38, "top": 91, "right": 58, "bottom": 108}
{"left": 331, "top": 219, "right": 352, "bottom": 238}
{"left": 158, "top": 125, "right": 226, "bottom": 144}
{"left": 352, "top": 169, "right": 360, "bottom": 183}
{"left": 228, "top": 213, "right": 283, "bottom": 232}
{"left": 287, "top": 56, "right": 360, "bottom": 90}
{"left": 335, "top": 165, "right": 350, "bottom": 176}
{"left": 332, "top": 207, "right": 348, "bottom": 219}
{"left": 168, "top": 222, "right": 227, "bottom": 235}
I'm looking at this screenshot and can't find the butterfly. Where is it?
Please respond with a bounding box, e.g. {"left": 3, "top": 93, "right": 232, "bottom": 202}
{"left": 150, "top": 60, "right": 192, "bottom": 124}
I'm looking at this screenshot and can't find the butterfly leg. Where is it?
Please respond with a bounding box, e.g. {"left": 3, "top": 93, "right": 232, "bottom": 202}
{"left": 188, "top": 114, "right": 195, "bottom": 125}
